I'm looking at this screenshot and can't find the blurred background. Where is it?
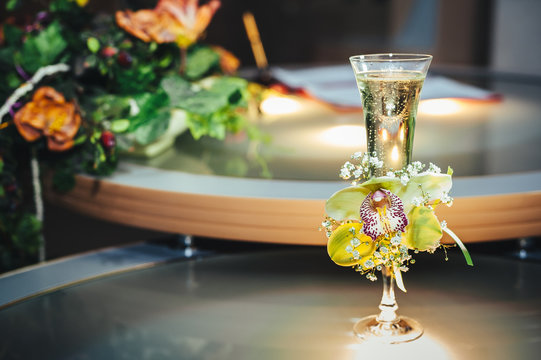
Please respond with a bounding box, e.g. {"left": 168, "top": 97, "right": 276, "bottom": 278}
{"left": 3, "top": 0, "right": 541, "bottom": 261}
{"left": 7, "top": 0, "right": 541, "bottom": 75}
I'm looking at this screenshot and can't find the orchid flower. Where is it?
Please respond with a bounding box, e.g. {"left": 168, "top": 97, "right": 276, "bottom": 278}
{"left": 325, "top": 167, "right": 472, "bottom": 284}
{"left": 326, "top": 171, "right": 451, "bottom": 252}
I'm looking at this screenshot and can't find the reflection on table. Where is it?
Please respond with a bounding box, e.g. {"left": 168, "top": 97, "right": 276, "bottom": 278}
{"left": 0, "top": 248, "right": 539, "bottom": 359}
{"left": 131, "top": 67, "right": 541, "bottom": 180}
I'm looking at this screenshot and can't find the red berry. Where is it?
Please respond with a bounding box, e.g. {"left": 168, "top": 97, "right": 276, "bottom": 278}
{"left": 101, "top": 46, "right": 118, "bottom": 58}
{"left": 117, "top": 51, "right": 132, "bottom": 67}
{"left": 101, "top": 131, "right": 116, "bottom": 149}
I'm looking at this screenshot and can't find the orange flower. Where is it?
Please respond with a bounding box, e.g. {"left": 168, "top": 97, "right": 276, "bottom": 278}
{"left": 116, "top": 0, "right": 220, "bottom": 49}
{"left": 13, "top": 87, "right": 81, "bottom": 151}
{"left": 212, "top": 45, "right": 240, "bottom": 74}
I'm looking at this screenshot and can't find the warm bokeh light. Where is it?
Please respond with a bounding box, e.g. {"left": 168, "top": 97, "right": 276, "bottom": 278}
{"left": 319, "top": 125, "right": 366, "bottom": 147}
{"left": 381, "top": 128, "right": 389, "bottom": 141}
{"left": 347, "top": 333, "right": 453, "bottom": 360}
{"left": 419, "top": 99, "right": 462, "bottom": 115}
{"left": 260, "top": 95, "right": 302, "bottom": 115}
{"left": 391, "top": 145, "right": 399, "bottom": 162}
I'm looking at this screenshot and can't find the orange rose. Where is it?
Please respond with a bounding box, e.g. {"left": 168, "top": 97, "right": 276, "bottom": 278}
{"left": 13, "top": 87, "right": 81, "bottom": 151}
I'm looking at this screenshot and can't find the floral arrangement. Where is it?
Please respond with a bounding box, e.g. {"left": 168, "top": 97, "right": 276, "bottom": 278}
{"left": 0, "top": 0, "right": 259, "bottom": 271}
{"left": 322, "top": 152, "right": 473, "bottom": 291}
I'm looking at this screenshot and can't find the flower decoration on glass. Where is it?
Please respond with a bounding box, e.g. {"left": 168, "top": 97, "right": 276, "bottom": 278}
{"left": 322, "top": 152, "right": 473, "bottom": 291}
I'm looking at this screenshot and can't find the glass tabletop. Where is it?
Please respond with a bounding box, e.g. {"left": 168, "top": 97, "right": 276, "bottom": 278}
{"left": 129, "top": 68, "right": 541, "bottom": 181}
{"left": 0, "top": 248, "right": 539, "bottom": 359}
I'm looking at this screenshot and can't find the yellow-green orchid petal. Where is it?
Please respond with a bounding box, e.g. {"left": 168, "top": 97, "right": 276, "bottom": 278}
{"left": 403, "top": 206, "right": 443, "bottom": 251}
{"left": 325, "top": 186, "right": 370, "bottom": 221}
{"left": 358, "top": 176, "right": 403, "bottom": 194}
{"left": 325, "top": 177, "right": 402, "bottom": 221}
{"left": 327, "top": 223, "right": 376, "bottom": 267}
{"left": 398, "top": 173, "right": 452, "bottom": 213}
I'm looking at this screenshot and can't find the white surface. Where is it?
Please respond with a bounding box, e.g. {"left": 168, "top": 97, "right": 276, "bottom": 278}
{"left": 272, "top": 65, "right": 498, "bottom": 108}
{"left": 104, "top": 163, "right": 541, "bottom": 200}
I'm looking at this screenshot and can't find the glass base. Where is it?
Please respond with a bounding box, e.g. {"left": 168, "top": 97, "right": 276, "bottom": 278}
{"left": 353, "top": 315, "right": 423, "bottom": 344}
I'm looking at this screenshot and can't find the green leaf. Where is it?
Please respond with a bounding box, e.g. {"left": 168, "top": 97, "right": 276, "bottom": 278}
{"left": 134, "top": 110, "right": 171, "bottom": 145}
{"left": 443, "top": 227, "right": 474, "bottom": 266}
{"left": 114, "top": 64, "right": 157, "bottom": 94}
{"left": 403, "top": 206, "right": 443, "bottom": 251}
{"left": 185, "top": 46, "right": 220, "bottom": 80}
{"left": 185, "top": 113, "right": 208, "bottom": 140}
{"left": 325, "top": 186, "right": 371, "bottom": 221}
{"left": 175, "top": 91, "right": 228, "bottom": 116}
{"left": 3, "top": 24, "right": 23, "bottom": 46}
{"left": 18, "top": 20, "right": 68, "bottom": 73}
{"left": 160, "top": 74, "right": 194, "bottom": 106}
{"left": 207, "top": 76, "right": 248, "bottom": 105}
{"left": 73, "top": 134, "right": 87, "bottom": 145}
{"left": 6, "top": 72, "right": 21, "bottom": 88}
{"left": 12, "top": 214, "right": 42, "bottom": 254}
{"left": 91, "top": 95, "right": 132, "bottom": 121}
{"left": 87, "top": 37, "right": 100, "bottom": 53}
{"left": 111, "top": 119, "right": 130, "bottom": 133}
{"left": 6, "top": 0, "right": 20, "bottom": 10}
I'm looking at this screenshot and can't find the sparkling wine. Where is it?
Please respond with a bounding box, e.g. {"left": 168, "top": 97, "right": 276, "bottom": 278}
{"left": 355, "top": 70, "right": 425, "bottom": 176}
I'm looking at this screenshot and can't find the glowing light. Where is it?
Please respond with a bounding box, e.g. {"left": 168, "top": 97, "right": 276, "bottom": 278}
{"left": 260, "top": 95, "right": 302, "bottom": 115}
{"left": 347, "top": 333, "right": 453, "bottom": 360}
{"left": 381, "top": 129, "right": 389, "bottom": 141}
{"left": 399, "top": 124, "right": 405, "bottom": 142}
{"left": 419, "top": 99, "right": 461, "bottom": 116}
{"left": 391, "top": 145, "right": 399, "bottom": 162}
{"left": 319, "top": 125, "right": 366, "bottom": 148}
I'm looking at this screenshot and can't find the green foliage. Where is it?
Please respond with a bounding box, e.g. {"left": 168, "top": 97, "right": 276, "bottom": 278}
{"left": 185, "top": 46, "right": 220, "bottom": 80}
{"left": 0, "top": 213, "right": 42, "bottom": 272}
{"left": 52, "top": 165, "right": 77, "bottom": 193}
{"left": 87, "top": 37, "right": 100, "bottom": 53}
{"left": 163, "top": 75, "right": 249, "bottom": 140}
{"left": 3, "top": 24, "right": 23, "bottom": 47}
{"left": 0, "top": 0, "right": 258, "bottom": 271}
{"left": 5, "top": 0, "right": 20, "bottom": 11}
{"left": 16, "top": 21, "right": 68, "bottom": 73}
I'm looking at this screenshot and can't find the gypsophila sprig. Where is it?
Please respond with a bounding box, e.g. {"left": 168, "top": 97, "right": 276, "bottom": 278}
{"left": 340, "top": 152, "right": 383, "bottom": 184}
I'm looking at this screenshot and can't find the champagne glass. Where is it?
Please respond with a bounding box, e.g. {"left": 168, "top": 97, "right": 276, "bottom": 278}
{"left": 349, "top": 53, "right": 432, "bottom": 343}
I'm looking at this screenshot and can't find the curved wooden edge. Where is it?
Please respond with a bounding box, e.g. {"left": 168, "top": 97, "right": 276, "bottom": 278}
{"left": 45, "top": 176, "right": 541, "bottom": 246}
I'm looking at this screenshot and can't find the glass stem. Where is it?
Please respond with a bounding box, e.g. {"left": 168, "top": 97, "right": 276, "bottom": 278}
{"left": 376, "top": 266, "right": 398, "bottom": 324}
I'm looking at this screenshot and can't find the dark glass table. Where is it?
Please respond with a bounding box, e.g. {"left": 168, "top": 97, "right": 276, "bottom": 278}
{"left": 0, "top": 248, "right": 540, "bottom": 359}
